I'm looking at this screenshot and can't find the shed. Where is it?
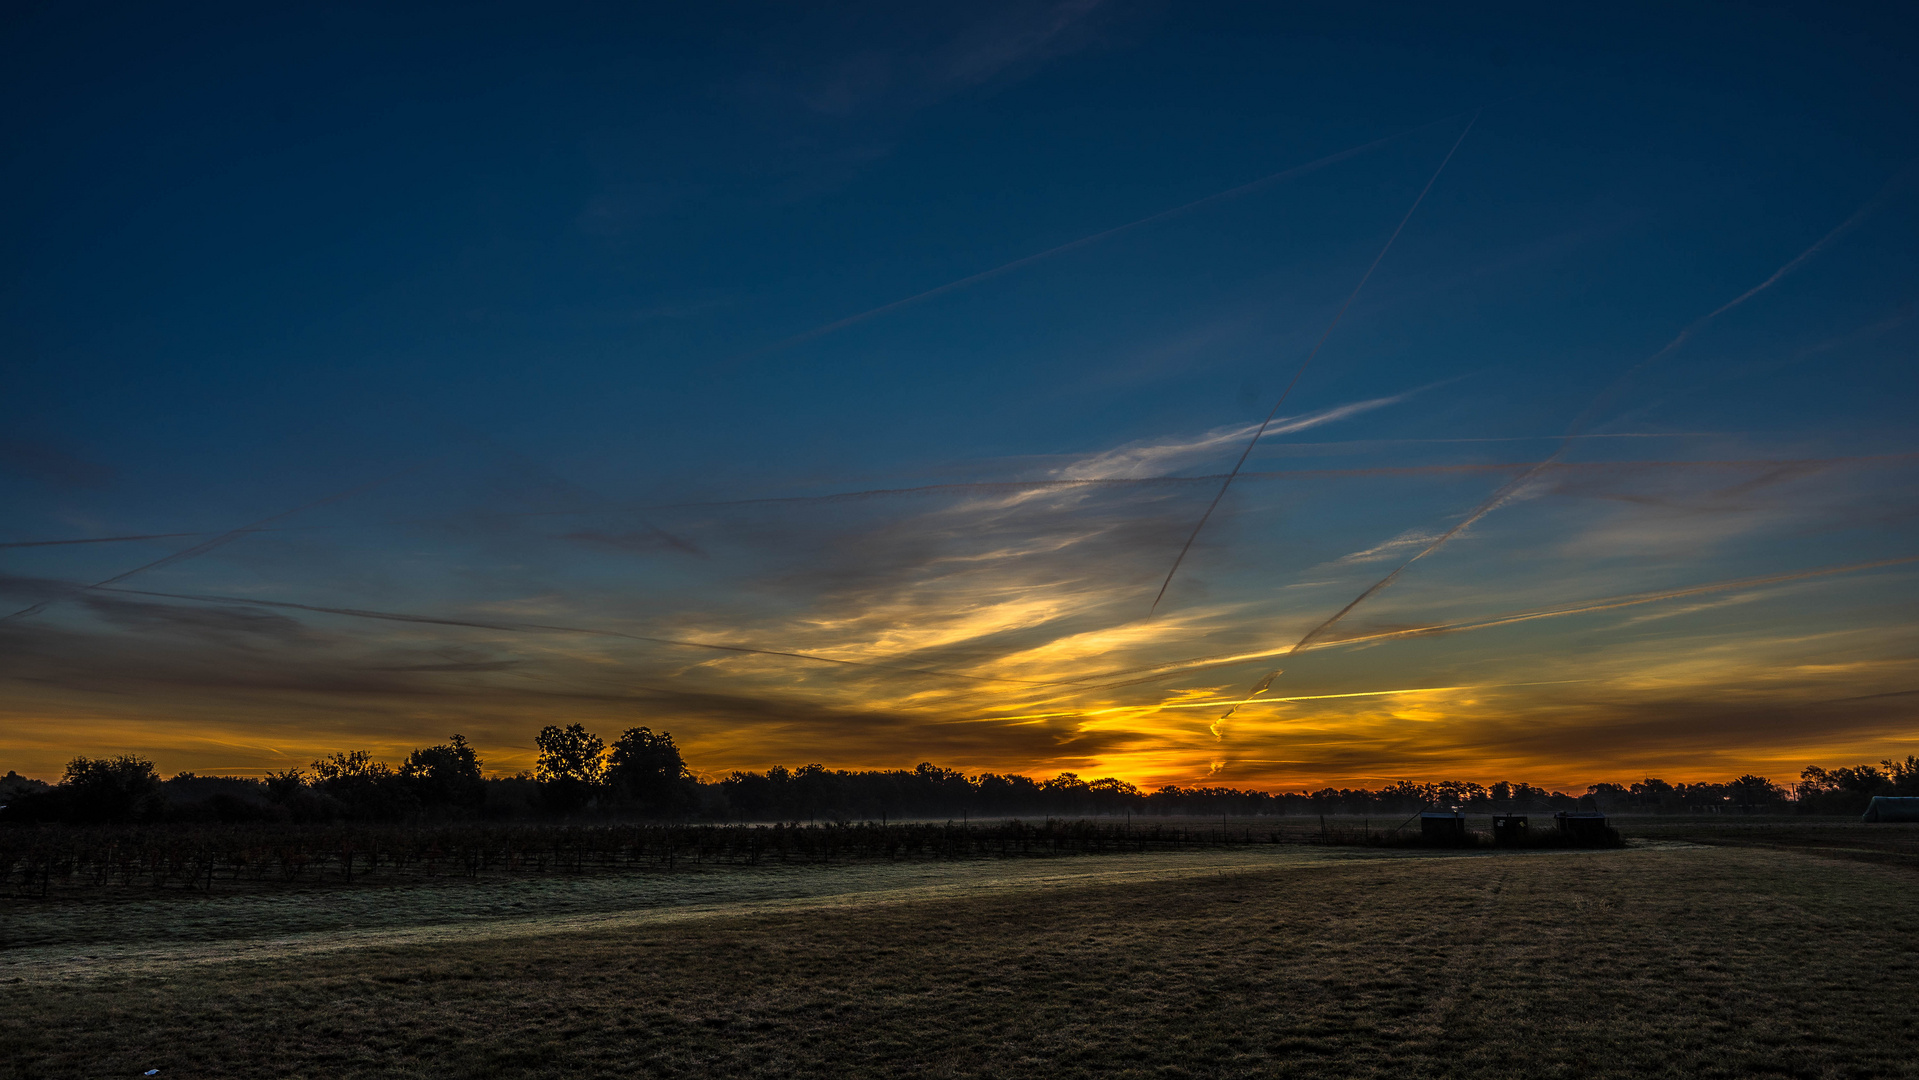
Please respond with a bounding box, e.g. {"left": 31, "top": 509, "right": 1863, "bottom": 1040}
{"left": 1420, "top": 811, "right": 1466, "bottom": 841}
{"left": 1862, "top": 797, "right": 1919, "bottom": 823}
{"left": 1492, "top": 814, "right": 1528, "bottom": 843}
{"left": 1554, "top": 811, "right": 1609, "bottom": 839}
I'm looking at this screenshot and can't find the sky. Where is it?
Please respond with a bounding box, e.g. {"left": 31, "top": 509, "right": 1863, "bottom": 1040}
{"left": 4, "top": 1, "right": 1917, "bottom": 790}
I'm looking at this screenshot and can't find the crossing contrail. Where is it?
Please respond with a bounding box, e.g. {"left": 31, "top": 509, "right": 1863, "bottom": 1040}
{"left": 1283, "top": 174, "right": 1908, "bottom": 657}
{"left": 1295, "top": 554, "right": 1919, "bottom": 650}
{"left": 1148, "top": 113, "right": 1480, "bottom": 616}
{"left": 983, "top": 552, "right": 1919, "bottom": 721}
{"left": 1105, "top": 553, "right": 1919, "bottom": 696}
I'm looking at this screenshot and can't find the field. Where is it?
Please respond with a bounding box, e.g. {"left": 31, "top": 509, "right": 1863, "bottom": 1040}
{"left": 4, "top": 818, "right": 1918, "bottom": 1078}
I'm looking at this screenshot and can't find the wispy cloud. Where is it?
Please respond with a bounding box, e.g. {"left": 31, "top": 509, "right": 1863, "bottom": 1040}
{"left": 1055, "top": 394, "right": 1416, "bottom": 480}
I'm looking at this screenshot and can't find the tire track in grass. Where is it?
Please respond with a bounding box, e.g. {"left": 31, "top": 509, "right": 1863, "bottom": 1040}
{"left": 2, "top": 847, "right": 1362, "bottom": 985}
{"left": 1410, "top": 863, "right": 1512, "bottom": 1067}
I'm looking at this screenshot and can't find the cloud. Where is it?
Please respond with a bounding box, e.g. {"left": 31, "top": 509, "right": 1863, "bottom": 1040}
{"left": 1334, "top": 529, "right": 1444, "bottom": 565}
{"left": 1055, "top": 394, "right": 1416, "bottom": 480}
{"left": 4, "top": 410, "right": 1915, "bottom": 790}
{"left": 1, "top": 467, "right": 420, "bottom": 623}
{"left": 78, "top": 594, "right": 313, "bottom": 644}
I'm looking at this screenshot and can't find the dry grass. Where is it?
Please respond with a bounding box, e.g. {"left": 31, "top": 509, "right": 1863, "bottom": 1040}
{"left": 1624, "top": 816, "right": 1919, "bottom": 868}
{"left": 4, "top": 842, "right": 1918, "bottom": 1078}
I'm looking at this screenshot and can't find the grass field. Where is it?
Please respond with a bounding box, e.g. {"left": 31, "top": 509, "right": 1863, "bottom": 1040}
{"left": 5, "top": 824, "right": 1919, "bottom": 1078}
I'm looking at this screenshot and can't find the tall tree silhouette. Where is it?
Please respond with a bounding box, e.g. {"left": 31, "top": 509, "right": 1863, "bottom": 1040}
{"left": 605, "top": 727, "right": 690, "bottom": 814}
{"left": 535, "top": 724, "right": 605, "bottom": 813}
{"left": 401, "top": 734, "right": 485, "bottom": 811}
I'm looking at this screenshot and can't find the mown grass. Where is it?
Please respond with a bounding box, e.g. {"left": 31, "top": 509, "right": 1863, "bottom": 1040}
{"left": 4, "top": 841, "right": 1918, "bottom": 1079}
{"left": 1622, "top": 815, "right": 1919, "bottom": 868}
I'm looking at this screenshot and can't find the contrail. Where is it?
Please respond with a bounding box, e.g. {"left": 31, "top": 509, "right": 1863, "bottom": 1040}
{"left": 1, "top": 468, "right": 422, "bottom": 622}
{"left": 1564, "top": 167, "right": 1911, "bottom": 440}
{"left": 730, "top": 115, "right": 1469, "bottom": 366}
{"left": 1211, "top": 667, "right": 1281, "bottom": 737}
{"left": 11, "top": 451, "right": 1909, "bottom": 553}
{"left": 91, "top": 585, "right": 1078, "bottom": 687}
{"left": 963, "top": 684, "right": 1466, "bottom": 724}
{"left": 982, "top": 552, "right": 1919, "bottom": 719}
{"left": 1292, "top": 554, "right": 1919, "bottom": 650}
{"left": 1284, "top": 176, "right": 1907, "bottom": 657}
{"left": 1148, "top": 112, "right": 1481, "bottom": 615}
{"left": 0, "top": 532, "right": 203, "bottom": 549}
{"left": 1068, "top": 553, "right": 1919, "bottom": 698}
{"left": 14, "top": 449, "right": 1909, "bottom": 550}
{"left": 613, "top": 451, "right": 1919, "bottom": 509}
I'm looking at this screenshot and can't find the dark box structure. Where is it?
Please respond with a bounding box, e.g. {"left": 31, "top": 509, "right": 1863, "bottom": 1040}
{"left": 1492, "top": 814, "right": 1528, "bottom": 843}
{"left": 1419, "top": 811, "right": 1466, "bottom": 841}
{"left": 1554, "top": 811, "right": 1609, "bottom": 838}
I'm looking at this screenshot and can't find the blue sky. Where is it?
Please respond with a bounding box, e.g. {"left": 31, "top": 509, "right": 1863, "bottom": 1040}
{"left": 4, "top": 2, "right": 1917, "bottom": 787}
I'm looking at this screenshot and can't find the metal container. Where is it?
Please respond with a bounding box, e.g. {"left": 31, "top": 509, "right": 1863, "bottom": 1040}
{"left": 1554, "top": 811, "right": 1609, "bottom": 838}
{"left": 1420, "top": 811, "right": 1466, "bottom": 841}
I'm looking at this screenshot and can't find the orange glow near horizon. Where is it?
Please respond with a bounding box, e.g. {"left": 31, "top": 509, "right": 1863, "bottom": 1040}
{"left": 6, "top": 642, "right": 1915, "bottom": 793}
{"left": 6, "top": 458, "right": 1917, "bottom": 792}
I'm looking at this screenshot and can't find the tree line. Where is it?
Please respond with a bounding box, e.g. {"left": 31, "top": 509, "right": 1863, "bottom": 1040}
{"left": 2, "top": 726, "right": 1914, "bottom": 826}
{"left": 0, "top": 724, "right": 694, "bottom": 825}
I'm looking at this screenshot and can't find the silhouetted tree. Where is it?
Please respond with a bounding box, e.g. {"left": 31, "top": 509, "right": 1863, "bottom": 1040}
{"left": 1431, "top": 780, "right": 1490, "bottom": 809}
{"left": 158, "top": 771, "right": 283, "bottom": 822}
{"left": 1088, "top": 777, "right": 1141, "bottom": 814}
{"left": 264, "top": 767, "right": 305, "bottom": 798}
{"left": 536, "top": 723, "right": 605, "bottom": 812}
{"left": 310, "top": 750, "right": 416, "bottom": 820}
{"left": 1727, "top": 774, "right": 1785, "bottom": 811}
{"left": 0, "top": 771, "right": 49, "bottom": 801}
{"left": 1629, "top": 778, "right": 1675, "bottom": 810}
{"left": 793, "top": 764, "right": 839, "bottom": 823}
{"left": 1586, "top": 782, "right": 1631, "bottom": 811}
{"left": 604, "top": 727, "right": 692, "bottom": 814}
{"left": 977, "top": 772, "right": 1041, "bottom": 813}
{"left": 1797, "top": 763, "right": 1894, "bottom": 814}
{"left": 59, "top": 754, "right": 163, "bottom": 823}
{"left": 720, "top": 769, "right": 775, "bottom": 820}
{"left": 1883, "top": 756, "right": 1919, "bottom": 796}
{"left": 1037, "top": 772, "right": 1088, "bottom": 815}
{"left": 402, "top": 734, "right": 485, "bottom": 812}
